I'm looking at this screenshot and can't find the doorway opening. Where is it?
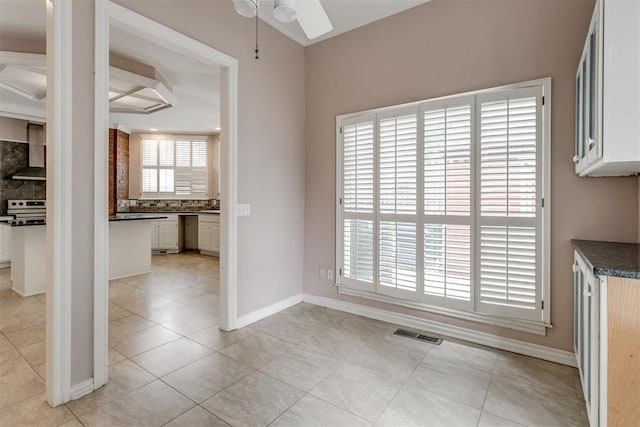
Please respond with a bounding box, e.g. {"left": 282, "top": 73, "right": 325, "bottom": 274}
{"left": 93, "top": 0, "right": 238, "bottom": 392}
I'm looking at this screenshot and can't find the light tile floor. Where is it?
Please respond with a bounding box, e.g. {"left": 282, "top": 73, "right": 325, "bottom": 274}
{"left": 0, "top": 252, "right": 588, "bottom": 426}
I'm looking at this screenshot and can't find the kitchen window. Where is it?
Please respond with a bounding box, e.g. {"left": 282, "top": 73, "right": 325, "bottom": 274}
{"left": 336, "top": 79, "right": 551, "bottom": 334}
{"left": 141, "top": 135, "right": 208, "bottom": 199}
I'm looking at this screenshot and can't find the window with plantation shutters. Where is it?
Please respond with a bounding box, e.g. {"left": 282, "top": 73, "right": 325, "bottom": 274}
{"left": 337, "top": 79, "right": 550, "bottom": 330}
{"left": 378, "top": 110, "right": 418, "bottom": 300}
{"left": 476, "top": 88, "right": 542, "bottom": 321}
{"left": 141, "top": 135, "right": 209, "bottom": 199}
{"left": 422, "top": 97, "right": 473, "bottom": 310}
{"left": 341, "top": 115, "right": 375, "bottom": 290}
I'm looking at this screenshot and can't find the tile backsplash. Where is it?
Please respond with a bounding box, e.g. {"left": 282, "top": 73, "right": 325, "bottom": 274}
{"left": 117, "top": 199, "right": 220, "bottom": 212}
{"left": 0, "top": 140, "right": 46, "bottom": 214}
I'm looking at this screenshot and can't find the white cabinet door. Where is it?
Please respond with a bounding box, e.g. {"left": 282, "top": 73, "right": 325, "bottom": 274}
{"left": 0, "top": 226, "right": 10, "bottom": 263}
{"left": 150, "top": 223, "right": 159, "bottom": 250}
{"left": 198, "top": 222, "right": 211, "bottom": 251}
{"left": 584, "top": 269, "right": 600, "bottom": 426}
{"left": 574, "top": 251, "right": 600, "bottom": 427}
{"left": 210, "top": 222, "right": 220, "bottom": 252}
{"left": 158, "top": 222, "right": 178, "bottom": 249}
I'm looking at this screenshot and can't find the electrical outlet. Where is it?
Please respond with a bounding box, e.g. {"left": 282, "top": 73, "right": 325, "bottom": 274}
{"left": 237, "top": 204, "right": 251, "bottom": 216}
{"left": 327, "top": 269, "right": 334, "bottom": 281}
{"left": 319, "top": 268, "right": 326, "bottom": 279}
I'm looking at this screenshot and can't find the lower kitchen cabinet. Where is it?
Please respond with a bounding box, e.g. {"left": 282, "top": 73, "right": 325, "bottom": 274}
{"left": 198, "top": 215, "right": 219, "bottom": 255}
{"left": 151, "top": 215, "right": 183, "bottom": 253}
{"left": 573, "top": 248, "right": 640, "bottom": 426}
{"left": 0, "top": 224, "right": 11, "bottom": 267}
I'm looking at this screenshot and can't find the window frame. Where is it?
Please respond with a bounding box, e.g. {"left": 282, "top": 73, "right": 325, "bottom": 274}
{"left": 140, "top": 134, "right": 209, "bottom": 200}
{"left": 335, "top": 78, "right": 552, "bottom": 335}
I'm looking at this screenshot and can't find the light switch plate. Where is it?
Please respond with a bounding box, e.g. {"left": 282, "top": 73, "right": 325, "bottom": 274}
{"left": 237, "top": 204, "right": 251, "bottom": 216}
{"left": 327, "top": 269, "right": 334, "bottom": 281}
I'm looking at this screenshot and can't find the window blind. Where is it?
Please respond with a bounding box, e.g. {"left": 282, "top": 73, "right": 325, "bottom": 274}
{"left": 337, "top": 81, "right": 547, "bottom": 325}
{"left": 341, "top": 116, "right": 375, "bottom": 290}
{"left": 422, "top": 98, "right": 473, "bottom": 310}
{"left": 141, "top": 135, "right": 209, "bottom": 199}
{"left": 378, "top": 110, "right": 418, "bottom": 300}
{"left": 477, "top": 88, "right": 541, "bottom": 321}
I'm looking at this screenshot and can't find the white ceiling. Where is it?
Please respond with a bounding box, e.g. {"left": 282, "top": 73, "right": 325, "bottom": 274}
{"left": 0, "top": 0, "right": 433, "bottom": 47}
{"left": 258, "top": 0, "right": 432, "bottom": 46}
{"left": 0, "top": 0, "right": 432, "bottom": 128}
{"left": 0, "top": 0, "right": 221, "bottom": 133}
{"left": 109, "top": 27, "right": 221, "bottom": 133}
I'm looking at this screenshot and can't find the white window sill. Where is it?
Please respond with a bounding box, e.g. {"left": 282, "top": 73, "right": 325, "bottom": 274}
{"left": 336, "top": 285, "right": 551, "bottom": 336}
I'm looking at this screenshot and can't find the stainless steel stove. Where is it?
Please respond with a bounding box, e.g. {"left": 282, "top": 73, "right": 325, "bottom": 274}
{"left": 7, "top": 200, "right": 46, "bottom": 224}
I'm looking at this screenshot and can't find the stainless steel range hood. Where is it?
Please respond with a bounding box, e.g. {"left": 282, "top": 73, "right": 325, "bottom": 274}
{"left": 12, "top": 123, "right": 45, "bottom": 181}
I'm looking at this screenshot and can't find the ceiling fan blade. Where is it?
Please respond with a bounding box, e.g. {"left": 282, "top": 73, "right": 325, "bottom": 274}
{"left": 295, "top": 0, "right": 333, "bottom": 40}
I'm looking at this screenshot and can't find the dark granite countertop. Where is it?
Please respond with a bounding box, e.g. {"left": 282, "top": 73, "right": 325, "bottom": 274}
{"left": 572, "top": 239, "right": 640, "bottom": 279}
{"left": 119, "top": 210, "right": 219, "bottom": 215}
{"left": 0, "top": 220, "right": 45, "bottom": 227}
{"left": 109, "top": 214, "right": 169, "bottom": 222}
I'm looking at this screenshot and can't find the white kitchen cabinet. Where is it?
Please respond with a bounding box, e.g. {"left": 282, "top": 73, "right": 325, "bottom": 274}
{"left": 151, "top": 215, "right": 182, "bottom": 253}
{"left": 574, "top": 253, "right": 600, "bottom": 425}
{"left": 198, "top": 215, "right": 219, "bottom": 256}
{"left": 0, "top": 224, "right": 11, "bottom": 268}
{"left": 573, "top": 249, "right": 640, "bottom": 426}
{"left": 574, "top": 0, "right": 640, "bottom": 177}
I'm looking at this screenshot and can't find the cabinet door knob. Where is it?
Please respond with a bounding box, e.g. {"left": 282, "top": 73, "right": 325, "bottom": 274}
{"left": 572, "top": 155, "right": 580, "bottom": 164}
{"left": 588, "top": 138, "right": 596, "bottom": 149}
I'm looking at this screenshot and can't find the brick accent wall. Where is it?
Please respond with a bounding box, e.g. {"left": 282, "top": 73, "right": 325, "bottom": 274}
{"left": 108, "top": 129, "right": 130, "bottom": 216}
{"left": 116, "top": 130, "right": 129, "bottom": 200}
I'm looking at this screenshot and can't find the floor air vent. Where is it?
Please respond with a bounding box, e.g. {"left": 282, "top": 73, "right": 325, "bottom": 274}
{"left": 393, "top": 329, "right": 443, "bottom": 345}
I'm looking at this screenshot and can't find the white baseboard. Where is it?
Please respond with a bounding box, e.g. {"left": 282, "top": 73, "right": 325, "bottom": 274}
{"left": 236, "top": 294, "right": 303, "bottom": 329}
{"left": 303, "top": 294, "right": 577, "bottom": 368}
{"left": 70, "top": 378, "right": 95, "bottom": 400}
{"left": 10, "top": 287, "right": 44, "bottom": 298}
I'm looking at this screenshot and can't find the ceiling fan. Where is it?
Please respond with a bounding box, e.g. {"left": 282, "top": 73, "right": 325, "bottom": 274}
{"left": 233, "top": 0, "right": 333, "bottom": 40}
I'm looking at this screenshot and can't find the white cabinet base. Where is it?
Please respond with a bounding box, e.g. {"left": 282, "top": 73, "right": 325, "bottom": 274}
{"left": 10, "top": 225, "right": 46, "bottom": 297}
{"left": 109, "top": 220, "right": 152, "bottom": 280}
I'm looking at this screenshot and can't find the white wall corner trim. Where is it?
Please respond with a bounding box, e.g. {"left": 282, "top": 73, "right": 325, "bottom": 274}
{"left": 69, "top": 378, "right": 95, "bottom": 401}
{"left": 302, "top": 294, "right": 577, "bottom": 367}
{"left": 235, "top": 294, "right": 303, "bottom": 329}
{"left": 93, "top": 0, "right": 110, "bottom": 392}
{"left": 45, "top": 0, "right": 73, "bottom": 407}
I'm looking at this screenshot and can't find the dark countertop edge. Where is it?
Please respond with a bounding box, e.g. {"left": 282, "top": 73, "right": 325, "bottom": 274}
{"left": 109, "top": 214, "right": 169, "bottom": 222}
{"left": 118, "top": 210, "right": 219, "bottom": 215}
{"left": 0, "top": 222, "right": 45, "bottom": 227}
{"left": 571, "top": 239, "right": 640, "bottom": 280}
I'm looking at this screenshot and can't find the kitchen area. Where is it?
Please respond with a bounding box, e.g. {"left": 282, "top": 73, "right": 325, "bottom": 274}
{"left": 0, "top": 22, "right": 222, "bottom": 297}
{"left": 0, "top": 116, "right": 221, "bottom": 297}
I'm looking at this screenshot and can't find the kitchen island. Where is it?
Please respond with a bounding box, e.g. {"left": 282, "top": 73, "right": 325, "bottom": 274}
{"left": 2, "top": 214, "right": 169, "bottom": 296}
{"left": 109, "top": 213, "right": 168, "bottom": 279}
{"left": 0, "top": 222, "right": 45, "bottom": 296}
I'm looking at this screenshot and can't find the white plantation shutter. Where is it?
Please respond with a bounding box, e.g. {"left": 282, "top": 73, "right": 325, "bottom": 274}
{"left": 340, "top": 115, "right": 375, "bottom": 290}
{"left": 422, "top": 98, "right": 473, "bottom": 310}
{"left": 141, "top": 135, "right": 209, "bottom": 199}
{"left": 337, "top": 80, "right": 548, "bottom": 326}
{"left": 477, "top": 87, "right": 542, "bottom": 321}
{"left": 377, "top": 109, "right": 418, "bottom": 300}
{"left": 176, "top": 140, "right": 191, "bottom": 167}
{"left": 142, "top": 140, "right": 158, "bottom": 166}
{"left": 141, "top": 168, "right": 157, "bottom": 193}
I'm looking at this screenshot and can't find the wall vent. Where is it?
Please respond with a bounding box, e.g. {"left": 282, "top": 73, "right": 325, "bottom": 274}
{"left": 393, "top": 329, "right": 443, "bottom": 345}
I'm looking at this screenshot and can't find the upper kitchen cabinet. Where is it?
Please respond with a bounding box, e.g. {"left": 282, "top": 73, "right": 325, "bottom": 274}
{"left": 574, "top": 0, "right": 640, "bottom": 177}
